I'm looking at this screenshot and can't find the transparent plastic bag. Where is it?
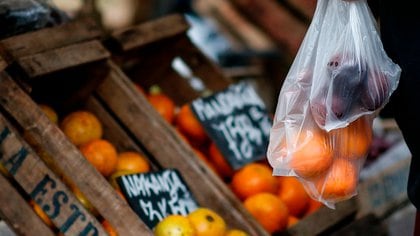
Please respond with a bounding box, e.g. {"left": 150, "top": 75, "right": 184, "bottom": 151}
{"left": 267, "top": 0, "right": 401, "bottom": 208}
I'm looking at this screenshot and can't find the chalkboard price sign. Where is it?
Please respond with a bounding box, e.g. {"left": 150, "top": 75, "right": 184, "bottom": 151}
{"left": 116, "top": 169, "right": 199, "bottom": 229}
{"left": 191, "top": 82, "right": 272, "bottom": 170}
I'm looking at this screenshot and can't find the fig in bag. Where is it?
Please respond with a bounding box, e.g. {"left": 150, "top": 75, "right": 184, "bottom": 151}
{"left": 360, "top": 71, "right": 390, "bottom": 111}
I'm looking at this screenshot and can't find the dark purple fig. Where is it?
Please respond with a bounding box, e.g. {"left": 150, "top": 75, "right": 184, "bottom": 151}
{"left": 331, "top": 64, "right": 367, "bottom": 119}
{"left": 360, "top": 71, "right": 390, "bottom": 111}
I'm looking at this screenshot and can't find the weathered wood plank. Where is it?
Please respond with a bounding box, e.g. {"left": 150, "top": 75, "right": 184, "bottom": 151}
{"left": 0, "top": 174, "right": 55, "bottom": 236}
{"left": 95, "top": 61, "right": 270, "bottom": 236}
{"left": 285, "top": 198, "right": 358, "bottom": 235}
{"left": 111, "top": 14, "right": 189, "bottom": 51}
{"left": 0, "top": 114, "right": 106, "bottom": 235}
{"left": 0, "top": 19, "right": 101, "bottom": 60}
{"left": 17, "top": 40, "right": 110, "bottom": 78}
{"left": 230, "top": 0, "right": 307, "bottom": 56}
{"left": 0, "top": 71, "right": 153, "bottom": 236}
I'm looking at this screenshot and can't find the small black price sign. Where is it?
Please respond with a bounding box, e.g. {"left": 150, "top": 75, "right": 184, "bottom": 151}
{"left": 116, "top": 169, "right": 199, "bottom": 229}
{"left": 191, "top": 82, "right": 272, "bottom": 170}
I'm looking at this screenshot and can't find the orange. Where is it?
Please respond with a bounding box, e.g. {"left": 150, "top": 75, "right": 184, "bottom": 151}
{"left": 192, "top": 147, "right": 219, "bottom": 174}
{"left": 38, "top": 104, "right": 58, "bottom": 124}
{"left": 148, "top": 91, "right": 176, "bottom": 124}
{"left": 102, "top": 220, "right": 118, "bottom": 236}
{"left": 231, "top": 163, "right": 278, "bottom": 200}
{"left": 304, "top": 198, "right": 323, "bottom": 216}
{"left": 289, "top": 131, "right": 333, "bottom": 178}
{"left": 331, "top": 117, "right": 372, "bottom": 159}
{"left": 287, "top": 215, "right": 299, "bottom": 228}
{"left": 60, "top": 111, "right": 103, "bottom": 146}
{"left": 29, "top": 200, "right": 54, "bottom": 228}
{"left": 154, "top": 215, "right": 195, "bottom": 236}
{"left": 208, "top": 142, "right": 234, "bottom": 179}
{"left": 109, "top": 170, "right": 138, "bottom": 190}
{"left": 316, "top": 159, "right": 357, "bottom": 201}
{"left": 187, "top": 208, "right": 226, "bottom": 236}
{"left": 175, "top": 104, "right": 209, "bottom": 147}
{"left": 277, "top": 177, "right": 310, "bottom": 217}
{"left": 225, "top": 229, "right": 249, "bottom": 236}
{"left": 70, "top": 184, "right": 99, "bottom": 217}
{"left": 243, "top": 193, "right": 289, "bottom": 233}
{"left": 116, "top": 151, "right": 150, "bottom": 173}
{"left": 79, "top": 139, "right": 118, "bottom": 177}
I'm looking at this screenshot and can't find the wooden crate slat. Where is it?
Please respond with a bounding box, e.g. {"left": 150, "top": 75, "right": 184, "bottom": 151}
{"left": 111, "top": 14, "right": 189, "bottom": 51}
{"left": 95, "top": 61, "right": 270, "bottom": 236}
{"left": 0, "top": 174, "right": 55, "bottom": 236}
{"left": 0, "top": 71, "right": 152, "bottom": 236}
{"left": 0, "top": 19, "right": 102, "bottom": 60}
{"left": 17, "top": 40, "right": 110, "bottom": 78}
{"left": 286, "top": 198, "right": 358, "bottom": 235}
{"left": 230, "top": 0, "right": 307, "bottom": 56}
{"left": 0, "top": 114, "right": 107, "bottom": 235}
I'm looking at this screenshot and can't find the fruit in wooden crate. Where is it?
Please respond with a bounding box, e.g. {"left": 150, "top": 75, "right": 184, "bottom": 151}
{"left": 230, "top": 163, "right": 278, "bottom": 200}
{"left": 192, "top": 147, "right": 219, "bottom": 174}
{"left": 243, "top": 193, "right": 289, "bottom": 234}
{"left": 79, "top": 139, "right": 118, "bottom": 177}
{"left": 288, "top": 131, "right": 333, "bottom": 178}
{"left": 208, "top": 142, "right": 234, "bottom": 180}
{"left": 287, "top": 215, "right": 299, "bottom": 228}
{"left": 70, "top": 184, "right": 99, "bottom": 217}
{"left": 102, "top": 219, "right": 118, "bottom": 236}
{"left": 225, "top": 229, "right": 249, "bottom": 236}
{"left": 38, "top": 104, "right": 58, "bottom": 124}
{"left": 147, "top": 87, "right": 176, "bottom": 124}
{"left": 175, "top": 104, "right": 209, "bottom": 147}
{"left": 116, "top": 151, "right": 150, "bottom": 173}
{"left": 277, "top": 177, "right": 310, "bottom": 217}
{"left": 187, "top": 208, "right": 227, "bottom": 236}
{"left": 29, "top": 200, "right": 54, "bottom": 228}
{"left": 60, "top": 111, "right": 103, "bottom": 146}
{"left": 154, "top": 215, "right": 195, "bottom": 236}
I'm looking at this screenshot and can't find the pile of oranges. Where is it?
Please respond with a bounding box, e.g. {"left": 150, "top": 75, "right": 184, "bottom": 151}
{"left": 33, "top": 103, "right": 152, "bottom": 235}
{"left": 137, "top": 84, "right": 325, "bottom": 234}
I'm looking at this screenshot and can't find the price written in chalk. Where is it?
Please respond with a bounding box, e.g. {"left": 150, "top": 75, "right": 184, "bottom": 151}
{"left": 116, "top": 169, "right": 198, "bottom": 229}
{"left": 191, "top": 82, "right": 272, "bottom": 170}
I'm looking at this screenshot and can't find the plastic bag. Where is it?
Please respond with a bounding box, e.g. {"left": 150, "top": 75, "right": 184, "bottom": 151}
{"left": 0, "top": 0, "right": 68, "bottom": 40}
{"left": 267, "top": 0, "right": 401, "bottom": 208}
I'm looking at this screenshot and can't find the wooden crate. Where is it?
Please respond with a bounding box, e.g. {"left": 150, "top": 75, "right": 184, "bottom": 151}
{"left": 0, "top": 16, "right": 268, "bottom": 235}
{"left": 102, "top": 14, "right": 270, "bottom": 235}
{"left": 0, "top": 21, "right": 152, "bottom": 236}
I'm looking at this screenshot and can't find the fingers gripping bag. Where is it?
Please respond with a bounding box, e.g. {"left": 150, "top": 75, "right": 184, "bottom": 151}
{"left": 267, "top": 0, "right": 401, "bottom": 208}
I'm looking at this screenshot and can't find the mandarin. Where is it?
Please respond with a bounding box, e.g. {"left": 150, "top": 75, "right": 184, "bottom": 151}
{"left": 208, "top": 142, "right": 234, "bottom": 179}
{"left": 225, "top": 229, "right": 249, "bottom": 236}
{"left": 304, "top": 198, "right": 323, "bottom": 216}
{"left": 278, "top": 176, "right": 310, "bottom": 217}
{"left": 60, "top": 111, "right": 103, "bottom": 146}
{"left": 187, "top": 208, "right": 227, "bottom": 236}
{"left": 79, "top": 139, "right": 118, "bottom": 177}
{"left": 102, "top": 220, "right": 118, "bottom": 236}
{"left": 316, "top": 158, "right": 357, "bottom": 201}
{"left": 243, "top": 193, "right": 289, "bottom": 233}
{"left": 39, "top": 104, "right": 58, "bottom": 124}
{"left": 29, "top": 200, "right": 54, "bottom": 228}
{"left": 231, "top": 163, "right": 278, "bottom": 200}
{"left": 148, "top": 91, "right": 176, "bottom": 124}
{"left": 287, "top": 215, "right": 299, "bottom": 228}
{"left": 155, "top": 215, "right": 195, "bottom": 236}
{"left": 192, "top": 147, "right": 219, "bottom": 174}
{"left": 116, "top": 151, "right": 150, "bottom": 173}
{"left": 331, "top": 117, "right": 372, "bottom": 159}
{"left": 289, "top": 132, "right": 333, "bottom": 178}
{"left": 175, "top": 104, "right": 209, "bottom": 146}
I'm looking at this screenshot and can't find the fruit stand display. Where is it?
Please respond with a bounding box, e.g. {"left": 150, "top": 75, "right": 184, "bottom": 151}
{"left": 0, "top": 13, "right": 363, "bottom": 236}
{"left": 104, "top": 13, "right": 359, "bottom": 235}
{"left": 0, "top": 20, "right": 152, "bottom": 235}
